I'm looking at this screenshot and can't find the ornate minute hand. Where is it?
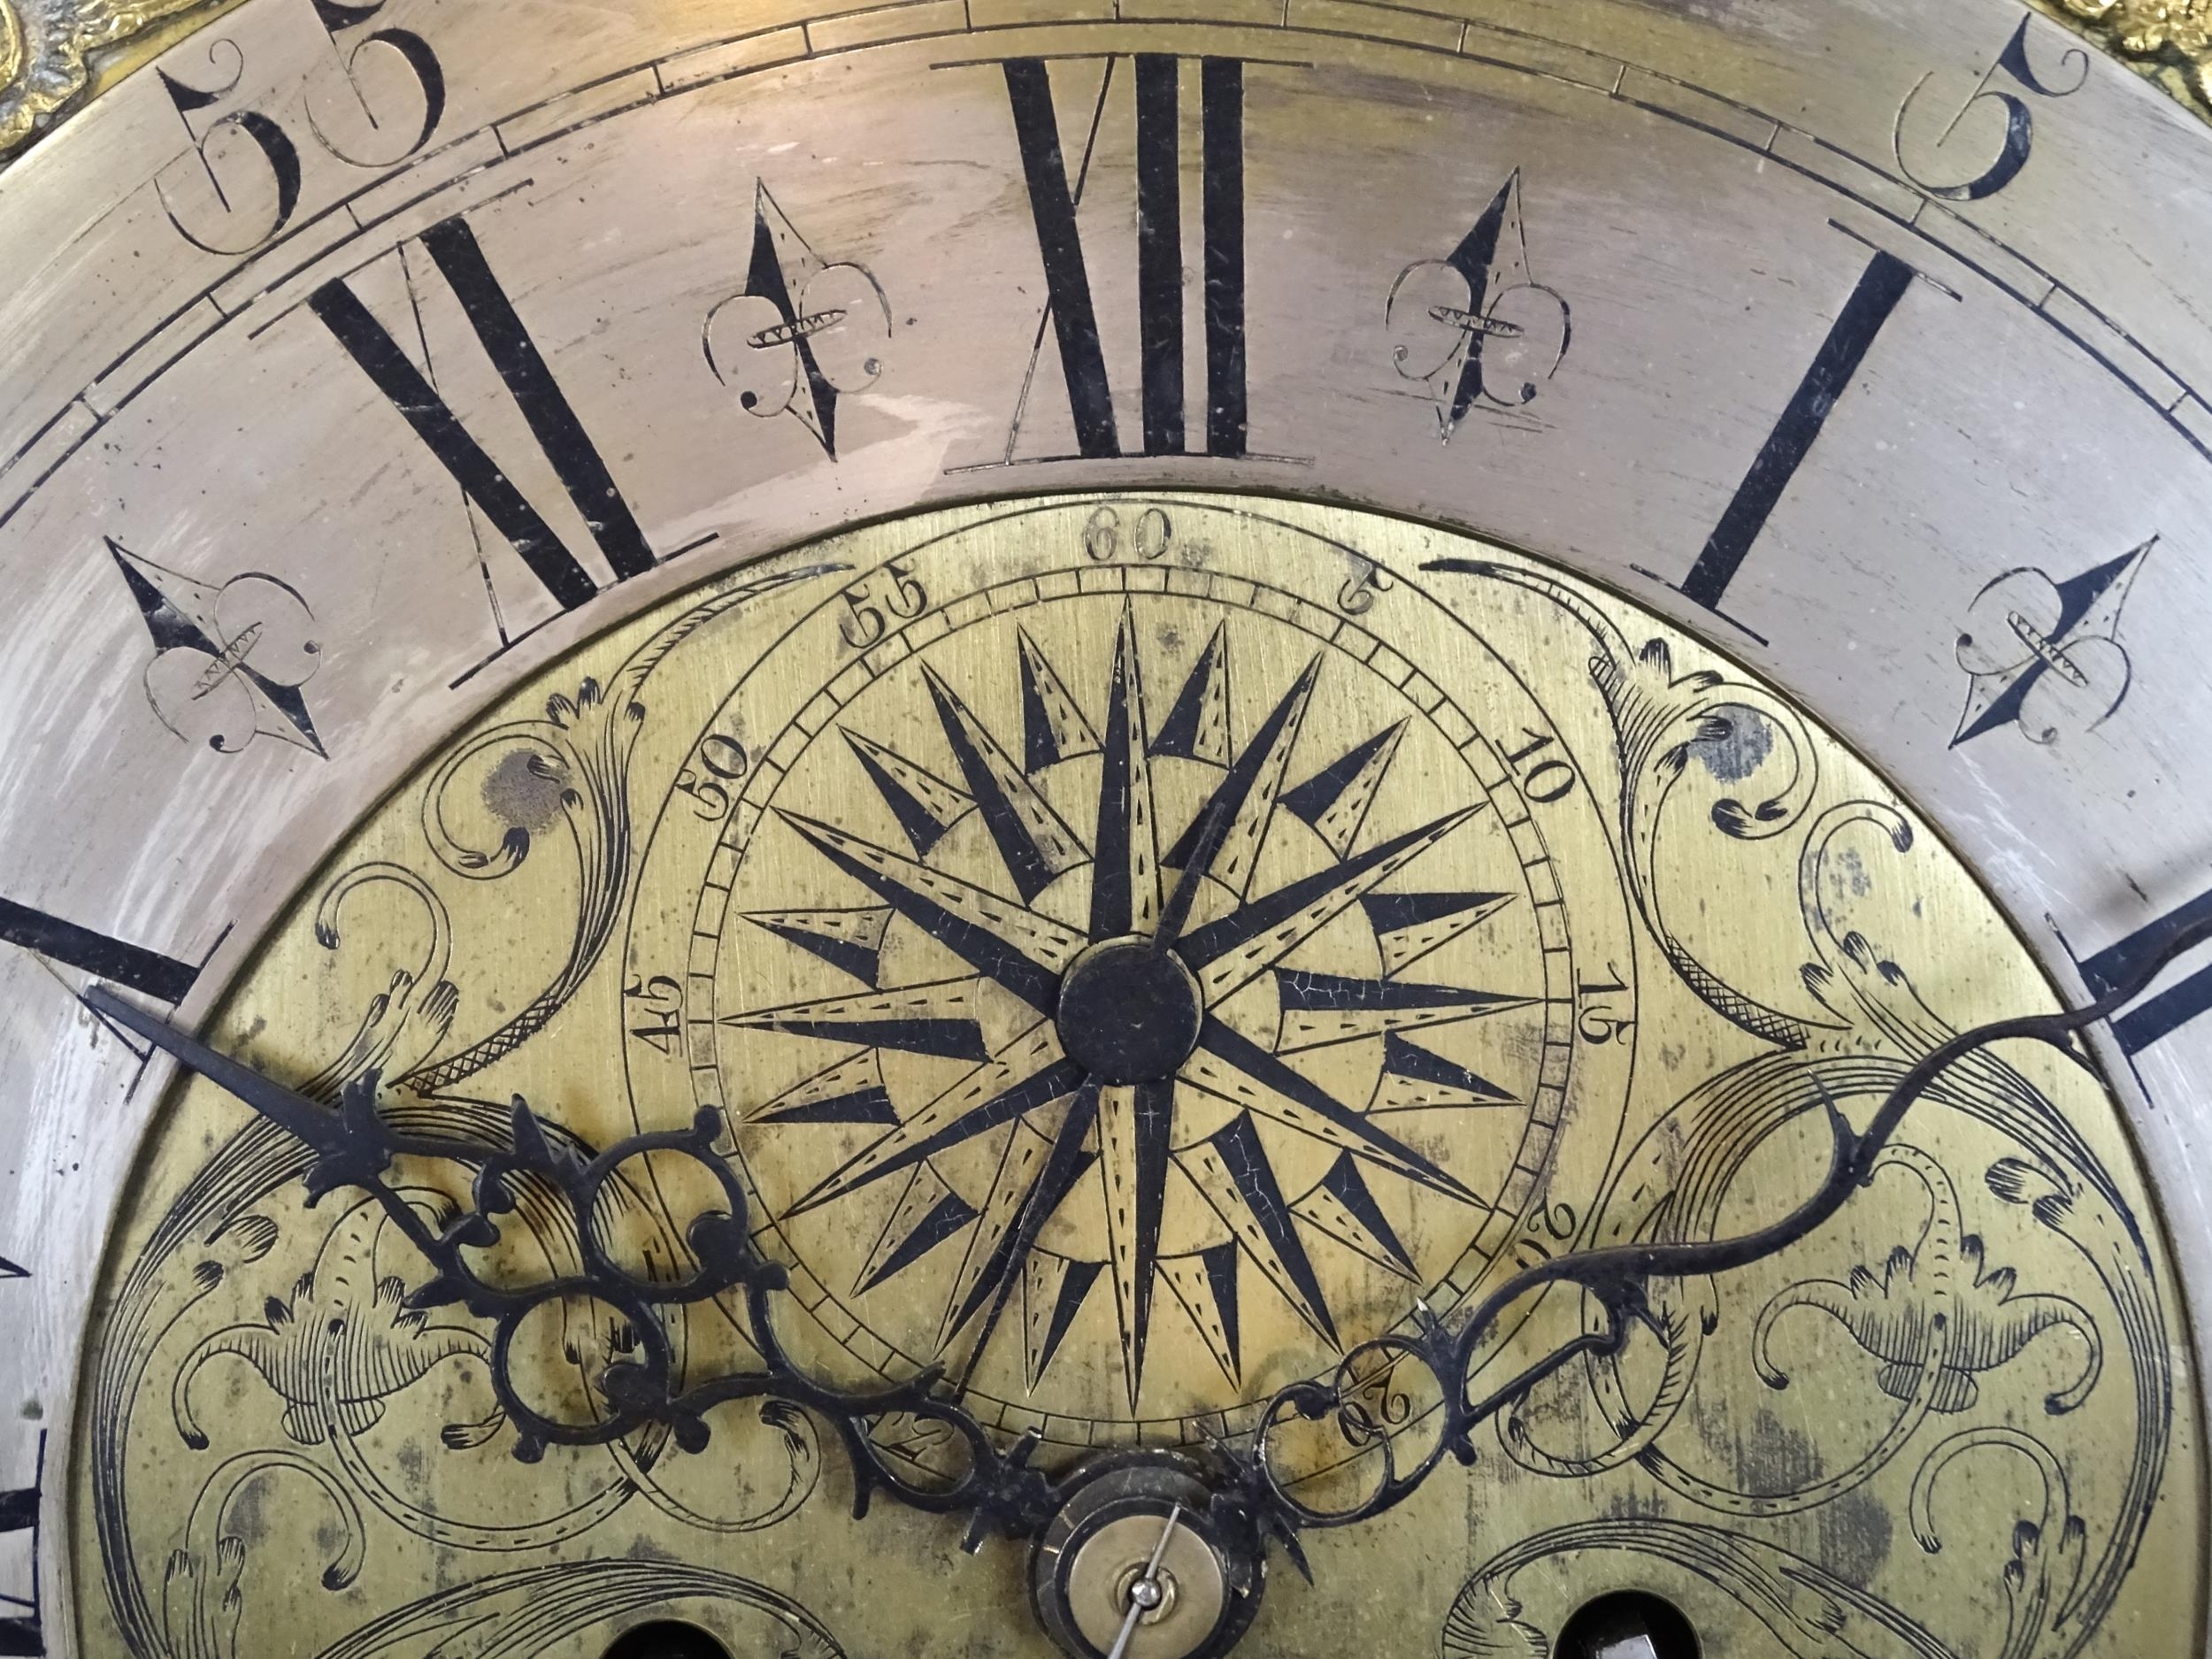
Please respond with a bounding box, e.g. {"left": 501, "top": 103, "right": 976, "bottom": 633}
{"left": 1241, "top": 907, "right": 2212, "bottom": 1532}
{"left": 78, "top": 898, "right": 2212, "bottom": 1561}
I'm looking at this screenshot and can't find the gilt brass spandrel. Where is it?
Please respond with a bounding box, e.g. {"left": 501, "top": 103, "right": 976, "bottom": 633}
{"left": 68, "top": 495, "right": 2204, "bottom": 1658}
{"left": 0, "top": 0, "right": 229, "bottom": 157}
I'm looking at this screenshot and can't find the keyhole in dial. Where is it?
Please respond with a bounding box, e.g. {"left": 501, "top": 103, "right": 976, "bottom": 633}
{"left": 601, "top": 1622, "right": 734, "bottom": 1659}
{"left": 1555, "top": 1592, "right": 1700, "bottom": 1659}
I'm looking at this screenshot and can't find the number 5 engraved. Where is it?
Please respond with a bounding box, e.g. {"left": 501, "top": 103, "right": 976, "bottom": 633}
{"left": 1893, "top": 16, "right": 2087, "bottom": 202}
{"left": 154, "top": 42, "right": 303, "bottom": 256}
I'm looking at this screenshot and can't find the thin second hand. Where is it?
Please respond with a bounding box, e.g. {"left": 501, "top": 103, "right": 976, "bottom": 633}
{"left": 1105, "top": 1503, "right": 1184, "bottom": 1659}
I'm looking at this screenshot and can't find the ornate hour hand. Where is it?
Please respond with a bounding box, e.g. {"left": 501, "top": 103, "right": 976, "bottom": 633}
{"left": 66, "top": 530, "right": 2212, "bottom": 1659}
{"left": 74, "top": 984, "right": 1062, "bottom": 1534}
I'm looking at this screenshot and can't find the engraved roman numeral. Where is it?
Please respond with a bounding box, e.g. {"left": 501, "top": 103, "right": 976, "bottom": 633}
{"left": 2072, "top": 888, "right": 2212, "bottom": 1058}
{"left": 1645, "top": 245, "right": 1930, "bottom": 637}
{"left": 0, "top": 897, "right": 200, "bottom": 1004}
{"left": 1000, "top": 55, "right": 1248, "bottom": 460}
{"left": 0, "top": 1436, "right": 40, "bottom": 1656}
{"left": 308, "top": 216, "right": 657, "bottom": 617}
{"left": 0, "top": 1298, "right": 41, "bottom": 1659}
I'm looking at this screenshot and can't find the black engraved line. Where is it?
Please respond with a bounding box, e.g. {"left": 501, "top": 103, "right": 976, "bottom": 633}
{"left": 2070, "top": 888, "right": 2212, "bottom": 1058}
{"left": 1136, "top": 55, "right": 1183, "bottom": 456}
{"left": 12, "top": 35, "right": 2210, "bottom": 541}
{"left": 1202, "top": 58, "right": 1248, "bottom": 458}
{"left": 1004, "top": 58, "right": 1118, "bottom": 459}
{"left": 417, "top": 217, "right": 656, "bottom": 586}
{"left": 0, "top": 176, "right": 557, "bottom": 534}
{"left": 1667, "top": 249, "right": 1917, "bottom": 626}
{"left": 0, "top": 899, "right": 199, "bottom": 1004}
{"left": 0, "top": 1431, "right": 42, "bottom": 1658}
{"left": 239, "top": 179, "right": 542, "bottom": 339}
{"left": 307, "top": 217, "right": 653, "bottom": 611}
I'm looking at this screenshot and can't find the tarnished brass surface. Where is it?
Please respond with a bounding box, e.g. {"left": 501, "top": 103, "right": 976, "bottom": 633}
{"left": 70, "top": 495, "right": 2202, "bottom": 1658}
{"left": 2039, "top": 0, "right": 2212, "bottom": 108}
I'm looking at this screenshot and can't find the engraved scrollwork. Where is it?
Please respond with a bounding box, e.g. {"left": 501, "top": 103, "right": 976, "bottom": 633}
{"left": 81, "top": 565, "right": 847, "bottom": 1659}
{"left": 1387, "top": 557, "right": 2181, "bottom": 1656}
{"left": 315, "top": 1561, "right": 846, "bottom": 1659}
{"left": 399, "top": 563, "right": 838, "bottom": 1094}
{"left": 1428, "top": 557, "right": 1828, "bottom": 1048}
{"left": 74, "top": 511, "right": 2205, "bottom": 1659}
{"left": 1756, "top": 1216, "right": 2103, "bottom": 1417}
{"left": 167, "top": 1197, "right": 494, "bottom": 1454}
{"left": 1441, "top": 1519, "right": 1956, "bottom": 1659}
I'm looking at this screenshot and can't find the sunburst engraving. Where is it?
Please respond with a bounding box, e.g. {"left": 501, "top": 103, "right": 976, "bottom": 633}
{"left": 722, "top": 588, "right": 1551, "bottom": 1422}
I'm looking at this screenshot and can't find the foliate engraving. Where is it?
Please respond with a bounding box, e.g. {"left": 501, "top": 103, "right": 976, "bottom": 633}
{"left": 65, "top": 498, "right": 2200, "bottom": 1659}
{"left": 1952, "top": 537, "right": 2154, "bottom": 748}
{"left": 706, "top": 182, "right": 891, "bottom": 462}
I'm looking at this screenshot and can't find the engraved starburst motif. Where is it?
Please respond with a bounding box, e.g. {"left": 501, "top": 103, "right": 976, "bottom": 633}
{"left": 726, "top": 603, "right": 1536, "bottom": 1416}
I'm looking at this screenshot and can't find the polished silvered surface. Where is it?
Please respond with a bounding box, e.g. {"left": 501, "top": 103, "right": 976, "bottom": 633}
{"left": 2, "top": 0, "right": 2212, "bottom": 1654}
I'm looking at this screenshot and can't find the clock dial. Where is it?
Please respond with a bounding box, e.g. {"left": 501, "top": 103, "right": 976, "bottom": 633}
{"left": 640, "top": 504, "right": 1632, "bottom": 1444}
{"left": 5, "top": 0, "right": 2212, "bottom": 1656}
{"left": 58, "top": 496, "right": 2203, "bottom": 1659}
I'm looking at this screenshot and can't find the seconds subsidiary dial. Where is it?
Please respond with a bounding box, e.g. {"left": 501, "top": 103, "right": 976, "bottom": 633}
{"left": 650, "top": 504, "right": 1625, "bottom": 1445}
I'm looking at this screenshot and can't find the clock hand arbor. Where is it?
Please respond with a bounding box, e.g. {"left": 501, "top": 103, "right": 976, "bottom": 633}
{"left": 80, "top": 900, "right": 2212, "bottom": 1652}
{"left": 1106, "top": 1502, "right": 1185, "bottom": 1659}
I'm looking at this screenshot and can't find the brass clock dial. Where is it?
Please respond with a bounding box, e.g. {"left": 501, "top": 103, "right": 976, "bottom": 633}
{"left": 3, "top": 2, "right": 2212, "bottom": 1657}
{"left": 52, "top": 496, "right": 2208, "bottom": 1659}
